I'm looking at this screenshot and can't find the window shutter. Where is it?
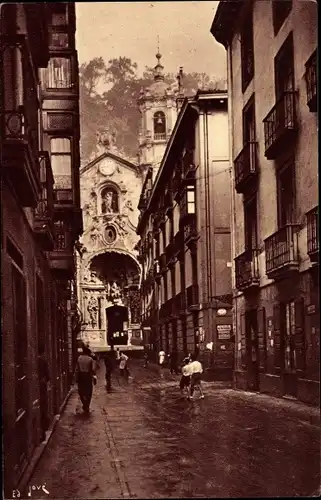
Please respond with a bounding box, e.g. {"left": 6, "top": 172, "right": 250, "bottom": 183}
{"left": 294, "top": 297, "right": 305, "bottom": 372}
{"left": 273, "top": 303, "right": 282, "bottom": 371}
{"left": 257, "top": 307, "right": 266, "bottom": 371}
{"left": 241, "top": 313, "right": 247, "bottom": 369}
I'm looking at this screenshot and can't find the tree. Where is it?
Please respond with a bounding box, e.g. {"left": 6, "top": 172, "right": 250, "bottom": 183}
{"left": 79, "top": 56, "right": 226, "bottom": 163}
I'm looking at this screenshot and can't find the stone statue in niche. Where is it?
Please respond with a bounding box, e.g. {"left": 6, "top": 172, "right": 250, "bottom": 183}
{"left": 109, "top": 281, "right": 121, "bottom": 301}
{"left": 90, "top": 226, "right": 101, "bottom": 247}
{"left": 87, "top": 296, "right": 98, "bottom": 328}
{"left": 101, "top": 188, "right": 118, "bottom": 214}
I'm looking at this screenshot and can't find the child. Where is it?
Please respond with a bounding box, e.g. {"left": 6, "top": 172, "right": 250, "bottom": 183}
{"left": 179, "top": 356, "right": 192, "bottom": 396}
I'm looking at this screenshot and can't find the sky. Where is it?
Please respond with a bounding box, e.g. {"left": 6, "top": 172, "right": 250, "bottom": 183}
{"left": 75, "top": 1, "right": 227, "bottom": 82}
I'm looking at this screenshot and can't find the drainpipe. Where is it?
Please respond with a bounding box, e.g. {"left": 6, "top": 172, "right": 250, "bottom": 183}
{"left": 227, "top": 45, "right": 238, "bottom": 383}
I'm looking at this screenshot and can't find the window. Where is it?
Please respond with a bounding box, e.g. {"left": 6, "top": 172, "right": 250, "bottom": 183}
{"left": 277, "top": 160, "right": 295, "bottom": 227}
{"left": 243, "top": 97, "right": 256, "bottom": 144}
{"left": 52, "top": 4, "right": 68, "bottom": 26}
{"left": 50, "top": 138, "right": 72, "bottom": 190}
{"left": 153, "top": 111, "right": 166, "bottom": 139}
{"left": 244, "top": 196, "right": 258, "bottom": 251}
{"left": 53, "top": 220, "right": 68, "bottom": 250}
{"left": 49, "top": 32, "right": 69, "bottom": 49}
{"left": 101, "top": 186, "right": 119, "bottom": 214}
{"left": 241, "top": 10, "right": 254, "bottom": 92}
{"left": 272, "top": 0, "right": 292, "bottom": 35}
{"left": 46, "top": 57, "right": 72, "bottom": 89}
{"left": 275, "top": 34, "right": 294, "bottom": 99}
{"left": 186, "top": 184, "right": 196, "bottom": 214}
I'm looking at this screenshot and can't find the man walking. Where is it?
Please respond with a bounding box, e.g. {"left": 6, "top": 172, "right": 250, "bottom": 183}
{"left": 188, "top": 353, "right": 205, "bottom": 400}
{"left": 75, "top": 344, "right": 97, "bottom": 413}
{"left": 103, "top": 351, "right": 115, "bottom": 392}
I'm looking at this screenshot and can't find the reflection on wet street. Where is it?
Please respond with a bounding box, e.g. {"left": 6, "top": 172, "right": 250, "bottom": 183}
{"left": 29, "top": 360, "right": 320, "bottom": 499}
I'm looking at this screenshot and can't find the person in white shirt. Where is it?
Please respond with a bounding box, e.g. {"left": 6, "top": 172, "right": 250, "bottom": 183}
{"left": 188, "top": 353, "right": 205, "bottom": 400}
{"left": 158, "top": 350, "right": 165, "bottom": 366}
{"left": 119, "top": 352, "right": 129, "bottom": 381}
{"left": 75, "top": 344, "right": 97, "bottom": 413}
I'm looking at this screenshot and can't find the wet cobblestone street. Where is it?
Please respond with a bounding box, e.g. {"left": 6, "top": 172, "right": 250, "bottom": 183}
{"left": 28, "top": 360, "right": 320, "bottom": 499}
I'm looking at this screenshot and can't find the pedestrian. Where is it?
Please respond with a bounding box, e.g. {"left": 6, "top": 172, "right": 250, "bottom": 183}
{"left": 38, "top": 343, "right": 50, "bottom": 441}
{"left": 188, "top": 353, "right": 205, "bottom": 400}
{"left": 115, "top": 347, "right": 121, "bottom": 365}
{"left": 143, "top": 351, "right": 149, "bottom": 368}
{"left": 158, "top": 349, "right": 165, "bottom": 366}
{"left": 119, "top": 351, "right": 129, "bottom": 381}
{"left": 75, "top": 344, "right": 97, "bottom": 413}
{"left": 179, "top": 356, "right": 192, "bottom": 397}
{"left": 169, "top": 349, "right": 179, "bottom": 374}
{"left": 103, "top": 351, "right": 115, "bottom": 392}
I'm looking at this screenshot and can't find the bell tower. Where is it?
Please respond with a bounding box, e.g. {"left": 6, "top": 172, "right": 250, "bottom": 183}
{"left": 137, "top": 51, "right": 177, "bottom": 181}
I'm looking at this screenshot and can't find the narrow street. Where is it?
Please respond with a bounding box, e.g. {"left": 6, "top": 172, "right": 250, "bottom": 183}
{"left": 26, "top": 360, "right": 319, "bottom": 499}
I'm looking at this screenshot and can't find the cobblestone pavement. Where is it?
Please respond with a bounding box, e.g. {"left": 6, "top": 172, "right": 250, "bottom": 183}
{"left": 27, "top": 360, "right": 320, "bottom": 499}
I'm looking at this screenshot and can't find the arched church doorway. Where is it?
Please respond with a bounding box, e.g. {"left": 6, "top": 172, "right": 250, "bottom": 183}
{"left": 79, "top": 250, "right": 142, "bottom": 351}
{"left": 106, "top": 304, "right": 128, "bottom": 346}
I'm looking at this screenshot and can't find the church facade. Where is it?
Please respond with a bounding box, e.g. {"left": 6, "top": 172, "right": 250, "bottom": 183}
{"left": 76, "top": 134, "right": 144, "bottom": 351}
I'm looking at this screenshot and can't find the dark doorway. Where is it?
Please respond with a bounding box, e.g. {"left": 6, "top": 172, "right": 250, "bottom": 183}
{"left": 106, "top": 305, "right": 128, "bottom": 346}
{"left": 245, "top": 309, "right": 260, "bottom": 391}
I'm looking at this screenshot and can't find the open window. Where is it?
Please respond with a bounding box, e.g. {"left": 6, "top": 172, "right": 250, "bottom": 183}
{"left": 153, "top": 111, "right": 166, "bottom": 140}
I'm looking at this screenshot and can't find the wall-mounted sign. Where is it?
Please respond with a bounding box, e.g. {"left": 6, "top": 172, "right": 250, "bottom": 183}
{"left": 217, "top": 308, "right": 227, "bottom": 316}
{"left": 217, "top": 324, "right": 232, "bottom": 340}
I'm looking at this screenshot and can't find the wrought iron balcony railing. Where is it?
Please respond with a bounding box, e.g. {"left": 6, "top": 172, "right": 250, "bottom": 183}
{"left": 182, "top": 149, "right": 196, "bottom": 179}
{"left": 263, "top": 91, "right": 297, "bottom": 160}
{"left": 264, "top": 223, "right": 300, "bottom": 279}
{"left": 183, "top": 214, "right": 198, "bottom": 245}
{"left": 234, "top": 141, "right": 258, "bottom": 193}
{"left": 305, "top": 50, "right": 317, "bottom": 112}
{"left": 154, "top": 132, "right": 166, "bottom": 141}
{"left": 306, "top": 206, "right": 318, "bottom": 261}
{"left": 159, "top": 252, "right": 167, "bottom": 273}
{"left": 235, "top": 249, "right": 260, "bottom": 291}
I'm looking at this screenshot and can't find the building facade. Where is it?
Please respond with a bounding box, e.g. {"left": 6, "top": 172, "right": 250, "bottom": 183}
{"left": 137, "top": 90, "right": 233, "bottom": 376}
{"left": 211, "top": 0, "right": 318, "bottom": 403}
{"left": 1, "top": 3, "right": 82, "bottom": 492}
{"left": 76, "top": 134, "right": 143, "bottom": 352}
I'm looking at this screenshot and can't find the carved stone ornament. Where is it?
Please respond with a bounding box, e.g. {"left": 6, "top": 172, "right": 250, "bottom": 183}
{"left": 104, "top": 225, "right": 117, "bottom": 245}
{"left": 99, "top": 158, "right": 116, "bottom": 177}
{"left": 87, "top": 295, "right": 98, "bottom": 328}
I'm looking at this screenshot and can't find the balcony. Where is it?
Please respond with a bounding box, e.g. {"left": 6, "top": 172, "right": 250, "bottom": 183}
{"left": 154, "top": 133, "right": 166, "bottom": 141}
{"left": 54, "top": 188, "right": 73, "bottom": 207}
{"left": 159, "top": 253, "right": 167, "bottom": 273}
{"left": 1, "top": 35, "right": 41, "bottom": 206}
{"left": 305, "top": 50, "right": 317, "bottom": 112}
{"left": 264, "top": 224, "right": 300, "bottom": 280}
{"left": 186, "top": 284, "right": 199, "bottom": 310}
{"left": 234, "top": 142, "right": 258, "bottom": 193}
{"left": 183, "top": 214, "right": 198, "bottom": 246}
{"left": 182, "top": 149, "right": 196, "bottom": 179}
{"left": 306, "top": 206, "right": 318, "bottom": 263}
{"left": 235, "top": 249, "right": 260, "bottom": 292}
{"left": 34, "top": 152, "right": 55, "bottom": 250}
{"left": 49, "top": 220, "right": 74, "bottom": 277}
{"left": 263, "top": 91, "right": 297, "bottom": 160}
{"left": 153, "top": 261, "right": 161, "bottom": 281}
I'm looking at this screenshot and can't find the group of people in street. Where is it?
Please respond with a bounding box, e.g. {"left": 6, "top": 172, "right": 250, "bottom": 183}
{"left": 158, "top": 349, "right": 205, "bottom": 400}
